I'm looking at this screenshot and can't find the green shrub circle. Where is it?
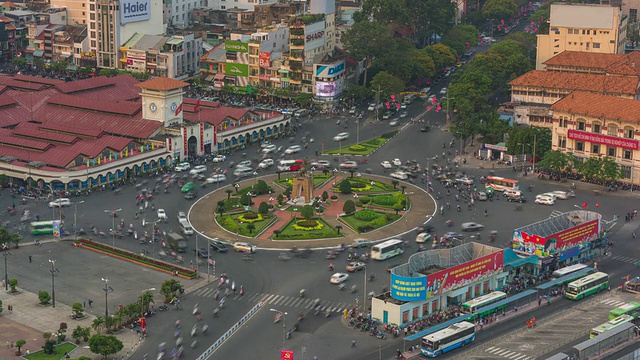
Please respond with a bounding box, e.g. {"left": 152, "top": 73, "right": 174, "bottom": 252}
{"left": 354, "top": 209, "right": 378, "bottom": 221}
{"left": 349, "top": 145, "right": 367, "bottom": 151}
{"left": 330, "top": 195, "right": 338, "bottom": 200}
{"left": 243, "top": 211, "right": 259, "bottom": 219}
{"left": 373, "top": 195, "right": 397, "bottom": 206}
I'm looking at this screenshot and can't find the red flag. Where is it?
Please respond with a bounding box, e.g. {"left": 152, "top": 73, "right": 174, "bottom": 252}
{"left": 194, "top": 99, "right": 200, "bottom": 112}
{"left": 581, "top": 202, "right": 588, "bottom": 208}
{"left": 175, "top": 102, "right": 183, "bottom": 116}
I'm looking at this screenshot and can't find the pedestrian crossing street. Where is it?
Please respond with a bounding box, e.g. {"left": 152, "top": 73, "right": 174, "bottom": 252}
{"left": 611, "top": 255, "right": 638, "bottom": 264}
{"left": 601, "top": 298, "right": 628, "bottom": 308}
{"left": 192, "top": 287, "right": 354, "bottom": 314}
{"left": 484, "top": 346, "right": 534, "bottom": 360}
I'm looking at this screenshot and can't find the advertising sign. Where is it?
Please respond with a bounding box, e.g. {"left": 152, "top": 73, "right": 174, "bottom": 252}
{"left": 182, "top": 127, "right": 188, "bottom": 157}
{"left": 567, "top": 129, "right": 639, "bottom": 150}
{"left": 214, "top": 81, "right": 224, "bottom": 88}
{"left": 280, "top": 350, "right": 294, "bottom": 360}
{"left": 305, "top": 21, "right": 325, "bottom": 51}
{"left": 315, "top": 61, "right": 345, "bottom": 78}
{"left": 259, "top": 75, "right": 270, "bottom": 81}
{"left": 120, "top": 0, "right": 150, "bottom": 24}
{"left": 316, "top": 79, "right": 342, "bottom": 97}
{"left": 512, "top": 219, "right": 600, "bottom": 257}
{"left": 225, "top": 41, "right": 249, "bottom": 53}
{"left": 225, "top": 63, "right": 249, "bottom": 77}
{"left": 52, "top": 220, "right": 61, "bottom": 238}
{"left": 199, "top": 122, "right": 204, "bottom": 153}
{"left": 259, "top": 51, "right": 271, "bottom": 68}
{"left": 427, "top": 250, "right": 504, "bottom": 298}
{"left": 390, "top": 273, "right": 427, "bottom": 301}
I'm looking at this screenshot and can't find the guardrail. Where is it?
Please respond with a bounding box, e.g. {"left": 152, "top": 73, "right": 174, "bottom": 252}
{"left": 196, "top": 301, "right": 264, "bottom": 360}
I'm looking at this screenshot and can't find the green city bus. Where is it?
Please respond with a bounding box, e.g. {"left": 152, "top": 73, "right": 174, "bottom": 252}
{"left": 461, "top": 291, "right": 507, "bottom": 319}
{"left": 565, "top": 272, "right": 609, "bottom": 300}
{"left": 609, "top": 302, "right": 640, "bottom": 320}
{"left": 30, "top": 221, "right": 55, "bottom": 235}
{"left": 590, "top": 314, "right": 633, "bottom": 338}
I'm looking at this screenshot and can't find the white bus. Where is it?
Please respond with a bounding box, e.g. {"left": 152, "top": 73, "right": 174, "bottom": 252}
{"left": 461, "top": 291, "right": 507, "bottom": 314}
{"left": 551, "top": 264, "right": 589, "bottom": 279}
{"left": 370, "top": 239, "right": 404, "bottom": 260}
{"left": 590, "top": 315, "right": 633, "bottom": 338}
{"left": 421, "top": 321, "right": 476, "bottom": 357}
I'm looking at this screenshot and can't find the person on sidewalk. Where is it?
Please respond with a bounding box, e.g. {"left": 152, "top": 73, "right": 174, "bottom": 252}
{"left": 351, "top": 339, "right": 356, "bottom": 348}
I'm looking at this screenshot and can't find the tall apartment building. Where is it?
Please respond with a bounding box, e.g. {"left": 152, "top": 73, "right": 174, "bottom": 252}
{"left": 207, "top": 0, "right": 271, "bottom": 11}
{"left": 165, "top": 0, "right": 206, "bottom": 28}
{"left": 247, "top": 24, "right": 289, "bottom": 88}
{"left": 536, "top": 4, "right": 627, "bottom": 69}
{"left": 50, "top": 0, "right": 85, "bottom": 25}
{"left": 120, "top": 33, "right": 201, "bottom": 78}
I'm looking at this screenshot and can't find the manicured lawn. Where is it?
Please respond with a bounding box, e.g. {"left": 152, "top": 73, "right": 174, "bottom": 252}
{"left": 361, "top": 193, "right": 410, "bottom": 210}
{"left": 323, "top": 131, "right": 399, "bottom": 155}
{"left": 217, "top": 212, "right": 275, "bottom": 237}
{"left": 23, "top": 343, "right": 77, "bottom": 360}
{"left": 336, "top": 177, "right": 398, "bottom": 193}
{"left": 273, "top": 174, "right": 333, "bottom": 188}
{"left": 341, "top": 211, "right": 402, "bottom": 233}
{"left": 273, "top": 217, "right": 343, "bottom": 240}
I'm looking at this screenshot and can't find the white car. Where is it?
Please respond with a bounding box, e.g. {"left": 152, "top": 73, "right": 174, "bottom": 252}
{"left": 260, "top": 141, "right": 273, "bottom": 149}
{"left": 311, "top": 160, "right": 330, "bottom": 169}
{"left": 236, "top": 160, "right": 252, "bottom": 168}
{"left": 535, "top": 196, "right": 555, "bottom": 205}
{"left": 233, "top": 242, "right": 256, "bottom": 253}
{"left": 456, "top": 177, "right": 474, "bottom": 185}
{"left": 333, "top": 132, "right": 350, "bottom": 142}
{"left": 381, "top": 161, "right": 393, "bottom": 169}
{"left": 175, "top": 162, "right": 190, "bottom": 172}
{"left": 284, "top": 145, "right": 302, "bottom": 155}
{"left": 504, "top": 189, "right": 522, "bottom": 198}
{"left": 400, "top": 103, "right": 407, "bottom": 109}
{"left": 399, "top": 111, "right": 408, "bottom": 118}
{"left": 390, "top": 171, "right": 408, "bottom": 180}
{"left": 48, "top": 198, "right": 71, "bottom": 208}
{"left": 548, "top": 191, "right": 569, "bottom": 200}
{"left": 340, "top": 161, "right": 358, "bottom": 169}
{"left": 189, "top": 165, "right": 207, "bottom": 175}
{"left": 211, "top": 155, "right": 226, "bottom": 163}
{"left": 428, "top": 95, "right": 437, "bottom": 103}
{"left": 330, "top": 273, "right": 350, "bottom": 284}
{"left": 261, "top": 144, "right": 277, "bottom": 154}
{"left": 382, "top": 112, "right": 392, "bottom": 120}
{"left": 367, "top": 103, "right": 376, "bottom": 111}
{"left": 461, "top": 222, "right": 485, "bottom": 231}
{"left": 439, "top": 87, "right": 448, "bottom": 95}
{"left": 258, "top": 159, "right": 274, "bottom": 169}
{"left": 177, "top": 211, "right": 187, "bottom": 222}
{"left": 157, "top": 209, "right": 167, "bottom": 220}
{"left": 392, "top": 159, "right": 402, "bottom": 166}
{"left": 389, "top": 119, "right": 400, "bottom": 127}
{"left": 348, "top": 107, "right": 357, "bottom": 114}
{"left": 206, "top": 174, "right": 227, "bottom": 183}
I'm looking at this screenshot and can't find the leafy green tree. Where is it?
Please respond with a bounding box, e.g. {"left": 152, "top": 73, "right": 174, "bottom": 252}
{"left": 442, "top": 24, "right": 479, "bottom": 57}
{"left": 11, "top": 57, "right": 26, "bottom": 67}
{"left": 15, "top": 339, "right": 25, "bottom": 354}
{"left": 88, "top": 334, "right": 124, "bottom": 359}
{"left": 578, "top": 157, "right": 604, "bottom": 184}
{"left": 72, "top": 302, "right": 84, "bottom": 315}
{"left": 98, "top": 68, "right": 119, "bottom": 77}
{"left": 139, "top": 290, "right": 154, "bottom": 316}
{"left": 10, "top": 232, "right": 21, "bottom": 248}
{"left": 258, "top": 201, "right": 269, "bottom": 215}
{"left": 391, "top": 180, "right": 399, "bottom": 189}
{"left": 160, "top": 279, "right": 183, "bottom": 302}
{"left": 343, "top": 84, "right": 373, "bottom": 103}
{"left": 342, "top": 21, "right": 396, "bottom": 85}
{"left": 50, "top": 59, "right": 69, "bottom": 73}
{"left": 423, "top": 44, "right": 457, "bottom": 71}
{"left": 482, "top": 0, "right": 518, "bottom": 21}
{"left": 321, "top": 191, "right": 329, "bottom": 201}
{"left": 72, "top": 325, "right": 84, "bottom": 343}
{"left": 370, "top": 71, "right": 405, "bottom": 103}
{"left": 294, "top": 93, "right": 313, "bottom": 108}
{"left": 393, "top": 203, "right": 404, "bottom": 215}
{"left": 339, "top": 179, "right": 352, "bottom": 194}
{"left": 240, "top": 193, "right": 253, "bottom": 206}
{"left": 246, "top": 224, "right": 256, "bottom": 234}
{"left": 38, "top": 290, "right": 51, "bottom": 304}
{"left": 8, "top": 278, "right": 17, "bottom": 292}
{"left": 301, "top": 205, "right": 314, "bottom": 220}
{"left": 91, "top": 317, "right": 105, "bottom": 334}
{"left": 478, "top": 110, "right": 510, "bottom": 144}
{"left": 277, "top": 194, "right": 285, "bottom": 205}
{"left": 400, "top": 185, "right": 407, "bottom": 194}
{"left": 343, "top": 200, "right": 356, "bottom": 215}
{"left": 600, "top": 156, "right": 624, "bottom": 184}
{"left": 254, "top": 180, "right": 269, "bottom": 194}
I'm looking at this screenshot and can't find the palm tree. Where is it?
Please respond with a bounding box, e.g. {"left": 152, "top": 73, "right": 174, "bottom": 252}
{"left": 104, "top": 315, "right": 118, "bottom": 333}
{"left": 400, "top": 185, "right": 406, "bottom": 194}
{"left": 139, "top": 290, "right": 155, "bottom": 316}
{"left": 349, "top": 169, "right": 355, "bottom": 178}
{"left": 247, "top": 224, "right": 256, "bottom": 234}
{"left": 92, "top": 317, "right": 105, "bottom": 334}
{"left": 336, "top": 225, "right": 343, "bottom": 235}
{"left": 225, "top": 189, "right": 233, "bottom": 199}
{"left": 391, "top": 180, "right": 399, "bottom": 189}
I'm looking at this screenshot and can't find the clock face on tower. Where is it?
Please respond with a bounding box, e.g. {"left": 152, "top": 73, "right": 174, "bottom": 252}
{"left": 171, "top": 102, "right": 178, "bottom": 112}
{"left": 149, "top": 103, "right": 158, "bottom": 113}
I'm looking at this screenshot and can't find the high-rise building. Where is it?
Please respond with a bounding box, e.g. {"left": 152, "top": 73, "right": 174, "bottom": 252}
{"left": 165, "top": 0, "right": 206, "bottom": 29}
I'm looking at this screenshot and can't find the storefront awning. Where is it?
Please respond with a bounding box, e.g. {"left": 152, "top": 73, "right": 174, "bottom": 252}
{"left": 33, "top": 50, "right": 44, "bottom": 57}
{"left": 214, "top": 73, "right": 225, "bottom": 80}
{"left": 504, "top": 248, "right": 539, "bottom": 268}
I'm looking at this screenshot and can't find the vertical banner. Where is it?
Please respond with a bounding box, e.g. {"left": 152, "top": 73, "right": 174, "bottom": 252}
{"left": 52, "top": 220, "right": 61, "bottom": 238}
{"left": 182, "top": 127, "right": 188, "bottom": 157}
{"left": 280, "top": 350, "right": 294, "bottom": 360}
{"left": 200, "top": 122, "right": 204, "bottom": 153}
{"left": 167, "top": 137, "right": 172, "bottom": 151}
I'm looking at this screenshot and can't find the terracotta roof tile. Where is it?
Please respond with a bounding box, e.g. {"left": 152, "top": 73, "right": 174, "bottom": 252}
{"left": 137, "top": 77, "right": 188, "bottom": 91}
{"left": 509, "top": 70, "right": 640, "bottom": 95}
{"left": 46, "top": 93, "right": 141, "bottom": 116}
{"left": 55, "top": 76, "right": 117, "bottom": 94}
{"left": 543, "top": 51, "right": 626, "bottom": 70}
{"left": 550, "top": 91, "right": 640, "bottom": 123}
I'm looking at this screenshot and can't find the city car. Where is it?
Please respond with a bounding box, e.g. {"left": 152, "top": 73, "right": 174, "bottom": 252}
{"left": 420, "top": 125, "right": 431, "bottom": 132}
{"left": 157, "top": 209, "right": 167, "bottom": 220}
{"left": 535, "top": 195, "right": 555, "bottom": 206}
{"left": 189, "top": 165, "right": 207, "bottom": 175}
{"left": 330, "top": 273, "right": 350, "bottom": 284}
{"left": 196, "top": 248, "right": 209, "bottom": 258}
{"left": 333, "top": 132, "right": 350, "bottom": 142}
{"left": 367, "top": 103, "right": 376, "bottom": 111}
{"left": 389, "top": 119, "right": 400, "bottom": 127}
{"left": 233, "top": 242, "right": 256, "bottom": 253}
{"left": 461, "top": 222, "right": 484, "bottom": 232}
{"left": 211, "top": 155, "right": 226, "bottom": 163}
{"left": 177, "top": 211, "right": 187, "bottom": 222}
{"left": 349, "top": 107, "right": 357, "bottom": 114}
{"left": 392, "top": 159, "right": 402, "bottom": 166}
{"left": 440, "top": 87, "right": 448, "bottom": 95}
{"left": 206, "top": 174, "right": 227, "bottom": 183}
{"left": 346, "top": 262, "right": 366, "bottom": 272}
{"left": 258, "top": 159, "right": 274, "bottom": 169}
{"left": 548, "top": 190, "right": 569, "bottom": 199}
{"left": 399, "top": 111, "right": 408, "bottom": 118}
{"left": 506, "top": 194, "right": 527, "bottom": 203}
{"left": 175, "top": 162, "right": 190, "bottom": 172}
{"left": 262, "top": 144, "right": 277, "bottom": 154}
{"left": 210, "top": 240, "right": 228, "bottom": 253}
{"left": 236, "top": 160, "right": 253, "bottom": 168}
{"left": 260, "top": 141, "right": 273, "bottom": 148}
{"left": 48, "top": 198, "right": 71, "bottom": 208}
{"left": 351, "top": 239, "right": 371, "bottom": 248}
{"left": 476, "top": 192, "right": 488, "bottom": 201}
{"left": 284, "top": 145, "right": 302, "bottom": 154}
{"left": 181, "top": 182, "right": 196, "bottom": 193}
{"left": 311, "top": 160, "right": 330, "bottom": 169}
{"left": 340, "top": 161, "right": 358, "bottom": 169}
{"left": 390, "top": 171, "right": 408, "bottom": 180}
{"left": 381, "top": 161, "right": 393, "bottom": 169}
{"left": 456, "top": 176, "right": 474, "bottom": 185}
{"left": 184, "top": 191, "right": 198, "bottom": 200}
{"left": 443, "top": 232, "right": 464, "bottom": 241}
{"left": 382, "top": 112, "right": 393, "bottom": 120}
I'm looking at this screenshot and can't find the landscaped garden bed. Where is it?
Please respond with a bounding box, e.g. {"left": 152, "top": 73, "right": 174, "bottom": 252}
{"left": 273, "top": 174, "right": 333, "bottom": 189}
{"left": 272, "top": 217, "right": 343, "bottom": 240}
{"left": 323, "top": 131, "right": 399, "bottom": 155}
{"left": 340, "top": 209, "right": 402, "bottom": 233}
{"left": 23, "top": 342, "right": 77, "bottom": 360}
{"left": 216, "top": 211, "right": 275, "bottom": 237}
{"left": 335, "top": 177, "right": 398, "bottom": 193}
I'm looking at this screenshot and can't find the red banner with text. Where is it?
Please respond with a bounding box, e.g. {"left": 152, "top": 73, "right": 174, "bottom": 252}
{"left": 427, "top": 250, "right": 504, "bottom": 298}
{"left": 182, "top": 127, "right": 188, "bottom": 157}
{"left": 199, "top": 123, "right": 204, "bottom": 153}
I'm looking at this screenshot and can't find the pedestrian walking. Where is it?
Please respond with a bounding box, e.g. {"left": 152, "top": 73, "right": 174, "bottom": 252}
{"left": 634, "top": 232, "right": 637, "bottom": 239}
{"left": 88, "top": 299, "right": 93, "bottom": 307}
{"left": 28, "top": 255, "right": 32, "bottom": 263}
{"left": 351, "top": 339, "right": 356, "bottom": 348}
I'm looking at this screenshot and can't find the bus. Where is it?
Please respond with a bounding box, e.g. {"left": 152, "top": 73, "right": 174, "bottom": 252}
{"left": 485, "top": 176, "right": 519, "bottom": 192}
{"left": 30, "top": 221, "right": 55, "bottom": 235}
{"left": 590, "top": 315, "right": 633, "bottom": 338}
{"left": 565, "top": 272, "right": 609, "bottom": 300}
{"left": 421, "top": 321, "right": 476, "bottom": 357}
{"left": 461, "top": 291, "right": 507, "bottom": 315}
{"left": 551, "top": 264, "right": 589, "bottom": 279}
{"left": 609, "top": 302, "right": 640, "bottom": 320}
{"left": 277, "top": 159, "right": 304, "bottom": 172}
{"left": 370, "top": 239, "right": 404, "bottom": 260}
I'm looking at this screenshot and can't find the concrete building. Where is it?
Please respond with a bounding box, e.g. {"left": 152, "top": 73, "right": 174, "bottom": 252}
{"left": 119, "top": 33, "right": 201, "bottom": 79}
{"left": 550, "top": 91, "right": 640, "bottom": 184}
{"left": 247, "top": 24, "right": 289, "bottom": 88}
{"left": 50, "top": 0, "right": 85, "bottom": 25}
{"left": 166, "top": 0, "right": 206, "bottom": 28}
{"left": 536, "top": 4, "right": 627, "bottom": 70}
{"left": 236, "top": 2, "right": 304, "bottom": 29}
{"left": 206, "top": 0, "right": 271, "bottom": 11}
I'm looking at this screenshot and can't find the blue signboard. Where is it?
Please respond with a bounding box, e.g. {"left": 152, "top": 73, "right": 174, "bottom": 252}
{"left": 390, "top": 273, "right": 427, "bottom": 301}
{"left": 559, "top": 246, "right": 580, "bottom": 262}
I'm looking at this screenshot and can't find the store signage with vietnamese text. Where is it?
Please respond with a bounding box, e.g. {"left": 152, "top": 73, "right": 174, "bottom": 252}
{"left": 259, "top": 51, "right": 271, "bottom": 68}
{"left": 567, "top": 129, "right": 639, "bottom": 150}
{"left": 426, "top": 250, "right": 504, "bottom": 298}
{"left": 390, "top": 273, "right": 427, "bottom": 301}
{"left": 513, "top": 219, "right": 600, "bottom": 257}
{"left": 259, "top": 75, "right": 270, "bottom": 81}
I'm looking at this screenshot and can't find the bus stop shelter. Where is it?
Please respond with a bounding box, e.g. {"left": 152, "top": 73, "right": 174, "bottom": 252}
{"left": 573, "top": 322, "right": 636, "bottom": 358}
{"left": 537, "top": 267, "right": 595, "bottom": 290}
{"left": 545, "top": 352, "right": 569, "bottom": 360}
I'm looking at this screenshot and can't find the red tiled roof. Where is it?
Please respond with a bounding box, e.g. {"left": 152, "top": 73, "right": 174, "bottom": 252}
{"left": 5, "top": 24, "right": 15, "bottom": 31}
{"left": 69, "top": 74, "right": 141, "bottom": 102}
{"left": 13, "top": 74, "right": 65, "bottom": 86}
{"left": 39, "top": 121, "right": 104, "bottom": 138}
{"left": 137, "top": 78, "right": 188, "bottom": 91}
{"left": 550, "top": 91, "right": 640, "bottom": 123}
{"left": 509, "top": 70, "right": 640, "bottom": 95}
{"left": 46, "top": 93, "right": 141, "bottom": 116}
{"left": 184, "top": 106, "right": 249, "bottom": 126}
{"left": 13, "top": 123, "right": 80, "bottom": 144}
{"left": 0, "top": 77, "right": 48, "bottom": 91}
{"left": 0, "top": 128, "right": 53, "bottom": 150}
{"left": 0, "top": 93, "right": 17, "bottom": 108}
{"left": 3, "top": 2, "right": 17, "bottom": 7}
{"left": 55, "top": 76, "right": 117, "bottom": 94}
{"left": 543, "top": 51, "right": 626, "bottom": 70}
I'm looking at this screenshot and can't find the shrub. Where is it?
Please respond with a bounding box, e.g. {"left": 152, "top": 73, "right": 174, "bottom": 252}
{"left": 354, "top": 209, "right": 378, "bottom": 221}
{"left": 330, "top": 195, "right": 338, "bottom": 200}
{"left": 237, "top": 212, "right": 264, "bottom": 223}
{"left": 258, "top": 202, "right": 269, "bottom": 215}
{"left": 373, "top": 195, "right": 398, "bottom": 206}
{"left": 240, "top": 193, "right": 253, "bottom": 206}
{"left": 292, "top": 220, "right": 324, "bottom": 231}
{"left": 343, "top": 200, "right": 356, "bottom": 214}
{"left": 322, "top": 191, "right": 329, "bottom": 201}
{"left": 339, "top": 179, "right": 352, "bottom": 194}
{"left": 357, "top": 225, "right": 374, "bottom": 233}
{"left": 38, "top": 290, "right": 51, "bottom": 304}
{"left": 368, "top": 139, "right": 381, "bottom": 145}
{"left": 349, "top": 144, "right": 367, "bottom": 151}
{"left": 381, "top": 131, "right": 397, "bottom": 139}
{"left": 360, "top": 195, "right": 371, "bottom": 204}
{"left": 254, "top": 180, "right": 270, "bottom": 195}
{"left": 301, "top": 205, "right": 314, "bottom": 220}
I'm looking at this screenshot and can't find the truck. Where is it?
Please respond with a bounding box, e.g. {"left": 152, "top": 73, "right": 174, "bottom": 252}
{"left": 167, "top": 232, "right": 187, "bottom": 253}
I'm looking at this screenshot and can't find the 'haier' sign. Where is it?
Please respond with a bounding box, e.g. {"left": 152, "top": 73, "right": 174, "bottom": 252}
{"left": 121, "top": 0, "right": 150, "bottom": 24}
{"left": 315, "top": 60, "right": 345, "bottom": 79}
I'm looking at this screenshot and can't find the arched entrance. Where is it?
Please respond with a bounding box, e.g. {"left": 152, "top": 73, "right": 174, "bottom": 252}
{"left": 188, "top": 136, "right": 198, "bottom": 158}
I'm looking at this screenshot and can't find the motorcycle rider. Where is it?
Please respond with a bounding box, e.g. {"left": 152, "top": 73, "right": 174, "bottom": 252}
{"left": 328, "top": 263, "right": 334, "bottom": 271}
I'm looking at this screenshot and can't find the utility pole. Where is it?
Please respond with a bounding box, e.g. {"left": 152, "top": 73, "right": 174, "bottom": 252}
{"left": 532, "top": 134, "right": 537, "bottom": 173}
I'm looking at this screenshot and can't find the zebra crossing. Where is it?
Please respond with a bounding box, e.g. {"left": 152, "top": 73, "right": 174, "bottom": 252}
{"left": 601, "top": 298, "right": 628, "bottom": 308}
{"left": 192, "top": 287, "right": 353, "bottom": 313}
{"left": 611, "top": 255, "right": 638, "bottom": 264}
{"left": 484, "top": 346, "right": 533, "bottom": 360}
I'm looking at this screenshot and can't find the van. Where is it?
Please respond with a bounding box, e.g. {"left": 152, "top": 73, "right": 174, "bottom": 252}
{"left": 179, "top": 219, "right": 194, "bottom": 236}
{"left": 167, "top": 232, "right": 187, "bottom": 253}
{"left": 416, "top": 232, "right": 433, "bottom": 243}
{"left": 295, "top": 109, "right": 310, "bottom": 118}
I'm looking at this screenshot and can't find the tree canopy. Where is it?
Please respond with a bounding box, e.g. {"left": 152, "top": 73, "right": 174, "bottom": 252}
{"left": 88, "top": 334, "right": 123, "bottom": 359}
{"left": 341, "top": 21, "right": 396, "bottom": 85}
{"left": 370, "top": 71, "right": 405, "bottom": 103}
{"left": 482, "top": 0, "right": 518, "bottom": 21}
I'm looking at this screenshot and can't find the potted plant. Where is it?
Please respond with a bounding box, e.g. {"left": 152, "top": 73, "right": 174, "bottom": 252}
{"left": 38, "top": 290, "right": 51, "bottom": 305}
{"left": 72, "top": 326, "right": 83, "bottom": 344}
{"left": 8, "top": 278, "right": 17, "bottom": 293}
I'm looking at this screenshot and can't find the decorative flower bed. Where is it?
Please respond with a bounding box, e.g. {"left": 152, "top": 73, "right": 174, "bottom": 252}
{"left": 237, "top": 212, "right": 263, "bottom": 223}
{"left": 292, "top": 219, "right": 324, "bottom": 231}
{"left": 349, "top": 144, "right": 367, "bottom": 152}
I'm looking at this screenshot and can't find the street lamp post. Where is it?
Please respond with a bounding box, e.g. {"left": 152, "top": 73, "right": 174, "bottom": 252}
{"left": 104, "top": 209, "right": 122, "bottom": 248}
{"left": 72, "top": 201, "right": 84, "bottom": 240}
{"left": 49, "top": 259, "right": 58, "bottom": 308}
{"left": 2, "top": 252, "right": 11, "bottom": 291}
{"left": 270, "top": 308, "right": 287, "bottom": 351}
{"left": 101, "top": 277, "right": 114, "bottom": 317}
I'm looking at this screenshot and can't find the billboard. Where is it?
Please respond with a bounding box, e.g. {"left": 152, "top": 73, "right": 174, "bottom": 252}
{"left": 390, "top": 273, "right": 427, "bottom": 301}
{"left": 225, "top": 63, "right": 249, "bottom": 77}
{"left": 316, "top": 79, "right": 342, "bottom": 97}
{"left": 567, "top": 130, "right": 639, "bottom": 150}
{"left": 512, "top": 219, "right": 600, "bottom": 257}
{"left": 121, "top": 0, "right": 150, "bottom": 24}
{"left": 225, "top": 41, "right": 249, "bottom": 53}
{"left": 427, "top": 250, "right": 504, "bottom": 298}
{"left": 305, "top": 21, "right": 326, "bottom": 51}
{"left": 259, "top": 51, "right": 271, "bottom": 68}
{"left": 315, "top": 60, "right": 345, "bottom": 79}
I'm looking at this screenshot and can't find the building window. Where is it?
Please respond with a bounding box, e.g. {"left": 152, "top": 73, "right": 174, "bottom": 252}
{"left": 557, "top": 136, "right": 567, "bottom": 148}
{"left": 593, "top": 123, "right": 601, "bottom": 134}
{"left": 431, "top": 299, "right": 439, "bottom": 312}
{"left": 559, "top": 117, "right": 568, "bottom": 128}
{"left": 465, "top": 287, "right": 472, "bottom": 301}
{"left": 608, "top": 125, "right": 618, "bottom": 136}
{"left": 591, "top": 144, "right": 599, "bottom": 154}
{"left": 608, "top": 147, "right": 616, "bottom": 157}
{"left": 625, "top": 127, "right": 635, "bottom": 139}
{"left": 576, "top": 141, "right": 585, "bottom": 151}
{"left": 624, "top": 150, "right": 633, "bottom": 160}
{"left": 422, "top": 303, "right": 428, "bottom": 316}
{"left": 483, "top": 281, "right": 490, "bottom": 293}
{"left": 412, "top": 307, "right": 419, "bottom": 320}
{"left": 621, "top": 165, "right": 632, "bottom": 179}
{"left": 631, "top": 8, "right": 638, "bottom": 23}
{"left": 402, "top": 311, "right": 409, "bottom": 323}
{"left": 593, "top": 43, "right": 600, "bottom": 49}
{"left": 577, "top": 121, "right": 586, "bottom": 131}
